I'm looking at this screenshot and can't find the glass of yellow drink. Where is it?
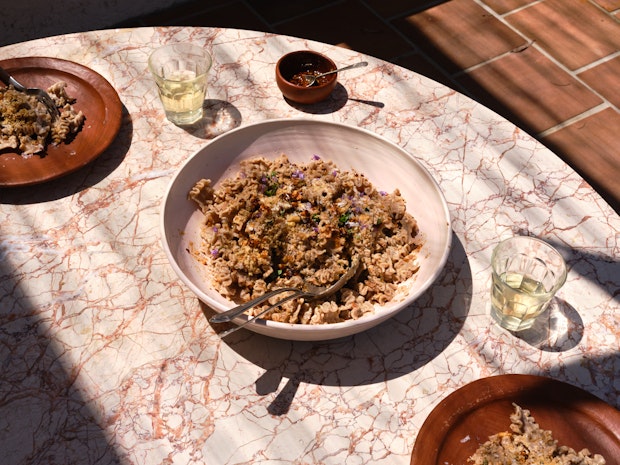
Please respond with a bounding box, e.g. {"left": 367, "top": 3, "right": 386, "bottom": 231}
{"left": 149, "top": 43, "right": 212, "bottom": 125}
{"left": 490, "top": 236, "right": 567, "bottom": 331}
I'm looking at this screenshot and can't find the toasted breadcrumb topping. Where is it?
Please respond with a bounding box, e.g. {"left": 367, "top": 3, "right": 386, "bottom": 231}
{"left": 0, "top": 81, "right": 85, "bottom": 156}
{"left": 188, "top": 154, "right": 422, "bottom": 325}
{"left": 468, "top": 404, "right": 606, "bottom": 465}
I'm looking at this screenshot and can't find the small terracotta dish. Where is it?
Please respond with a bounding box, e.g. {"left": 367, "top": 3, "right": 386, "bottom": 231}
{"left": 275, "top": 50, "right": 337, "bottom": 104}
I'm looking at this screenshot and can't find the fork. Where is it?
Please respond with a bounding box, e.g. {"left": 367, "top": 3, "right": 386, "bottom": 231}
{"left": 211, "top": 255, "right": 360, "bottom": 337}
{"left": 0, "top": 65, "right": 60, "bottom": 119}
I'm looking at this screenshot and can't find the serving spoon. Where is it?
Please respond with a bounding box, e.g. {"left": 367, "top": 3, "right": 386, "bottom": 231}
{"left": 0, "top": 65, "right": 60, "bottom": 119}
{"left": 301, "top": 61, "right": 368, "bottom": 87}
{"left": 211, "top": 256, "right": 361, "bottom": 337}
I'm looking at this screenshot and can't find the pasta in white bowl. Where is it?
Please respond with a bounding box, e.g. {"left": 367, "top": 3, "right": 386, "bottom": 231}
{"left": 161, "top": 119, "right": 451, "bottom": 341}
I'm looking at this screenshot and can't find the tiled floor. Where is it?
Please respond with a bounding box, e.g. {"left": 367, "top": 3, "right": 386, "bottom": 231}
{"left": 118, "top": 0, "right": 620, "bottom": 213}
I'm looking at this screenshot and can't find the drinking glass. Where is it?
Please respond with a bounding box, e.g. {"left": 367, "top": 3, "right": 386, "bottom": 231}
{"left": 491, "top": 236, "right": 567, "bottom": 331}
{"left": 148, "top": 43, "right": 212, "bottom": 125}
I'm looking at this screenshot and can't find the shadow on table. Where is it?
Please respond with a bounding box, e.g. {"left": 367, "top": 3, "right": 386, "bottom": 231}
{"left": 282, "top": 83, "right": 385, "bottom": 114}
{"left": 180, "top": 99, "right": 242, "bottom": 140}
{"left": 0, "top": 105, "right": 133, "bottom": 205}
{"left": 203, "top": 231, "right": 471, "bottom": 415}
{"left": 512, "top": 297, "right": 583, "bottom": 352}
{"left": 562, "top": 352, "right": 620, "bottom": 410}
{"left": 0, "top": 245, "right": 122, "bottom": 463}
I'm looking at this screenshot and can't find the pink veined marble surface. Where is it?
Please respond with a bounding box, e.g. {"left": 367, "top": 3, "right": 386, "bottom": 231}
{"left": 0, "top": 27, "right": 618, "bottom": 465}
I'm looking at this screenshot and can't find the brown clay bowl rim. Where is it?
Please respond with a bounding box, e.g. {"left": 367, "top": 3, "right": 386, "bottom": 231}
{"left": 410, "top": 374, "right": 620, "bottom": 465}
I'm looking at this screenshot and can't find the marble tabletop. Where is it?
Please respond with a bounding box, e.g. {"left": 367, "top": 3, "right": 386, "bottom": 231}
{"left": 0, "top": 27, "right": 618, "bottom": 465}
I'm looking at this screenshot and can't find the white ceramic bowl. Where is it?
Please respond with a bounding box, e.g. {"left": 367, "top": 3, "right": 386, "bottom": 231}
{"left": 161, "top": 119, "right": 451, "bottom": 341}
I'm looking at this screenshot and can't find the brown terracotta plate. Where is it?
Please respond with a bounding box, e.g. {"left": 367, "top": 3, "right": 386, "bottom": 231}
{"left": 411, "top": 374, "right": 620, "bottom": 465}
{"left": 0, "top": 57, "right": 122, "bottom": 187}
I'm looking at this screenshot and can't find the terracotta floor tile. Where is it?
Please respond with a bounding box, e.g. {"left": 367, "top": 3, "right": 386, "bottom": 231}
{"left": 455, "top": 46, "right": 602, "bottom": 133}
{"left": 394, "top": 0, "right": 526, "bottom": 73}
{"left": 578, "top": 56, "right": 620, "bottom": 109}
{"left": 505, "top": 0, "right": 620, "bottom": 71}
{"left": 275, "top": 0, "right": 412, "bottom": 62}
{"left": 591, "top": 0, "right": 620, "bottom": 11}
{"left": 542, "top": 108, "right": 620, "bottom": 212}
{"left": 480, "top": 0, "right": 538, "bottom": 15}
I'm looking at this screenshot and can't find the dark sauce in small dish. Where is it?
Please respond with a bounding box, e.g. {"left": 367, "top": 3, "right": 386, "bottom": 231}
{"left": 289, "top": 70, "right": 330, "bottom": 87}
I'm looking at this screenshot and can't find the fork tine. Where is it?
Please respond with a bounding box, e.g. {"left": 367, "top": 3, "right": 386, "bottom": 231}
{"left": 31, "top": 90, "right": 60, "bottom": 119}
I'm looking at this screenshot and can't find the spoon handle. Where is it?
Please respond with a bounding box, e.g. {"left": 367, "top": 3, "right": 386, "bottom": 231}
{"left": 217, "top": 291, "right": 310, "bottom": 338}
{"left": 209, "top": 287, "right": 301, "bottom": 323}
{"left": 0, "top": 66, "right": 24, "bottom": 90}
{"left": 322, "top": 61, "right": 368, "bottom": 77}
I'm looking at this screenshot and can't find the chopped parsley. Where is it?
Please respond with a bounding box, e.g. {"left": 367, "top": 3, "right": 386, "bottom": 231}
{"left": 263, "top": 171, "right": 279, "bottom": 196}
{"left": 338, "top": 211, "right": 352, "bottom": 227}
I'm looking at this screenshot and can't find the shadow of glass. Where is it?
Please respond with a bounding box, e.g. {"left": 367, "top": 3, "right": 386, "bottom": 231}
{"left": 201, "top": 231, "right": 471, "bottom": 414}
{"left": 0, "top": 106, "right": 133, "bottom": 205}
{"left": 180, "top": 99, "right": 242, "bottom": 140}
{"left": 512, "top": 297, "right": 583, "bottom": 352}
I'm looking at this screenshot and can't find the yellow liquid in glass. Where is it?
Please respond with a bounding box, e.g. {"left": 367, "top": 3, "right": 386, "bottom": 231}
{"left": 158, "top": 70, "right": 206, "bottom": 124}
{"left": 491, "top": 272, "right": 549, "bottom": 330}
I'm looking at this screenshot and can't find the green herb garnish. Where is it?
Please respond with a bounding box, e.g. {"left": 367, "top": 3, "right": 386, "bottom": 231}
{"left": 263, "top": 171, "right": 279, "bottom": 196}
{"left": 338, "top": 211, "right": 352, "bottom": 227}
{"left": 265, "top": 183, "right": 278, "bottom": 196}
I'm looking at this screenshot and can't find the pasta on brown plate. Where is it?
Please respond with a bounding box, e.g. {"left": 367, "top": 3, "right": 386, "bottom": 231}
{"left": 469, "top": 404, "right": 606, "bottom": 465}
{"left": 0, "top": 81, "right": 85, "bottom": 156}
